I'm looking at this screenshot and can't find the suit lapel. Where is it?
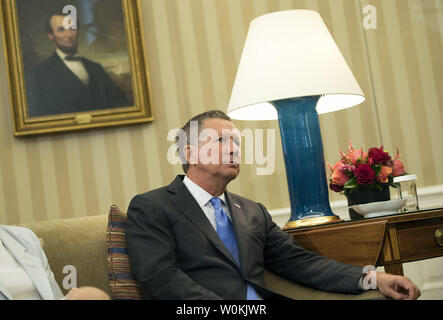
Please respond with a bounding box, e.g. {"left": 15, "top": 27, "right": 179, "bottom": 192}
{"left": 53, "top": 54, "right": 88, "bottom": 89}
{"left": 0, "top": 228, "right": 53, "bottom": 300}
{"left": 167, "top": 176, "right": 240, "bottom": 269}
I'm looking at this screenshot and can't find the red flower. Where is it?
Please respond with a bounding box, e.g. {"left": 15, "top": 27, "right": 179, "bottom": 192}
{"left": 354, "top": 164, "right": 376, "bottom": 185}
{"left": 368, "top": 146, "right": 391, "bottom": 165}
{"left": 329, "top": 182, "right": 343, "bottom": 193}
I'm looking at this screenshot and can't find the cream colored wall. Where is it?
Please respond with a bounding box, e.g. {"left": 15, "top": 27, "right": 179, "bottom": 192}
{"left": 0, "top": 0, "right": 442, "bottom": 225}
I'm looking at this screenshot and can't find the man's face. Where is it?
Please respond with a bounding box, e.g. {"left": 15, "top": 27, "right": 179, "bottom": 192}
{"left": 188, "top": 118, "right": 241, "bottom": 183}
{"left": 48, "top": 15, "right": 78, "bottom": 55}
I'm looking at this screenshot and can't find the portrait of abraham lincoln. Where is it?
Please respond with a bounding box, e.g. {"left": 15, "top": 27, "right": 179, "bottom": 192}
{"left": 17, "top": 0, "right": 134, "bottom": 118}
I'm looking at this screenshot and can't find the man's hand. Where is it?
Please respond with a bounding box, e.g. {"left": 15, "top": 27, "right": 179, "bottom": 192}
{"left": 375, "top": 272, "right": 421, "bottom": 300}
{"left": 65, "top": 286, "right": 110, "bottom": 300}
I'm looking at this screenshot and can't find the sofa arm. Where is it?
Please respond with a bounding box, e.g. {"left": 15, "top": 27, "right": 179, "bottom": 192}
{"left": 23, "top": 215, "right": 111, "bottom": 297}
{"left": 263, "top": 269, "right": 385, "bottom": 300}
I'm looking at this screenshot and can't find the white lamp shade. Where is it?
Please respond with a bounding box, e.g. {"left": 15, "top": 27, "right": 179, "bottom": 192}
{"left": 228, "top": 10, "right": 365, "bottom": 120}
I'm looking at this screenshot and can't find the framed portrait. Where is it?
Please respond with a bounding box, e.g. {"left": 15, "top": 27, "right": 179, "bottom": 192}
{"left": 0, "top": 0, "right": 153, "bottom": 136}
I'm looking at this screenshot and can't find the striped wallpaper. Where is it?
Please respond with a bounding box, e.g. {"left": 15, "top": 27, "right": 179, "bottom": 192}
{"left": 0, "top": 0, "right": 442, "bottom": 225}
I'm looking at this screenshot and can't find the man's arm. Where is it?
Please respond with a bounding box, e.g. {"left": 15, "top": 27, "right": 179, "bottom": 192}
{"left": 258, "top": 203, "right": 421, "bottom": 299}
{"left": 258, "top": 203, "right": 365, "bottom": 294}
{"left": 126, "top": 195, "right": 222, "bottom": 300}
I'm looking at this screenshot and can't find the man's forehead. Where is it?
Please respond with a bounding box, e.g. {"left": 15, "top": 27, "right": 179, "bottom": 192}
{"left": 202, "top": 118, "right": 237, "bottom": 131}
{"left": 50, "top": 15, "right": 67, "bottom": 28}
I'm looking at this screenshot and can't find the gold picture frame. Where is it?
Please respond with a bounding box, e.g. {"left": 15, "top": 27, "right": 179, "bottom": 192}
{"left": 0, "top": 0, "right": 153, "bottom": 136}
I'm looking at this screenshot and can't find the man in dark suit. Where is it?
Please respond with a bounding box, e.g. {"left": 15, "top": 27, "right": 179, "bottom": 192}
{"left": 27, "top": 13, "right": 130, "bottom": 117}
{"left": 126, "top": 110, "right": 420, "bottom": 300}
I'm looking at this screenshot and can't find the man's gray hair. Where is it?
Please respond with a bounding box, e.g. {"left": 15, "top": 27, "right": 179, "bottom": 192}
{"left": 176, "top": 110, "right": 232, "bottom": 173}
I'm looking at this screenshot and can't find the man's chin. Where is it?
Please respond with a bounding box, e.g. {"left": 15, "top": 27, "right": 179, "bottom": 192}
{"left": 225, "top": 165, "right": 240, "bottom": 179}
{"left": 58, "top": 44, "right": 78, "bottom": 55}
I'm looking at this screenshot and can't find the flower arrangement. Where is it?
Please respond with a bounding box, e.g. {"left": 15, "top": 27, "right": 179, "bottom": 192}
{"left": 328, "top": 142, "right": 406, "bottom": 194}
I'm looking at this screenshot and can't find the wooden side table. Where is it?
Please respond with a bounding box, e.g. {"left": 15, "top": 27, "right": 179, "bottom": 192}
{"left": 286, "top": 208, "right": 443, "bottom": 275}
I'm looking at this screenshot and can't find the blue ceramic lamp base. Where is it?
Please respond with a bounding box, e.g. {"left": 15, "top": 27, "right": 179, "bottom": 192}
{"left": 272, "top": 96, "right": 342, "bottom": 229}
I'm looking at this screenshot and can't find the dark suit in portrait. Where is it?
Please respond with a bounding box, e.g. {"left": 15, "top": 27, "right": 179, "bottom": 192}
{"left": 126, "top": 175, "right": 365, "bottom": 300}
{"left": 27, "top": 52, "right": 131, "bottom": 117}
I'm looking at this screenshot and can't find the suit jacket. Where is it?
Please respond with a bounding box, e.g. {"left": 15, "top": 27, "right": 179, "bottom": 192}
{"left": 0, "top": 225, "right": 63, "bottom": 300}
{"left": 27, "top": 53, "right": 131, "bottom": 117}
{"left": 126, "top": 175, "right": 365, "bottom": 300}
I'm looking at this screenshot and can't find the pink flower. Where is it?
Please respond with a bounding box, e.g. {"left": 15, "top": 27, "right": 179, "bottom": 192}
{"left": 328, "top": 161, "right": 350, "bottom": 186}
{"left": 331, "top": 169, "right": 349, "bottom": 187}
{"left": 392, "top": 160, "right": 405, "bottom": 177}
{"left": 377, "top": 166, "right": 393, "bottom": 183}
{"left": 341, "top": 142, "right": 367, "bottom": 165}
{"left": 392, "top": 148, "right": 405, "bottom": 177}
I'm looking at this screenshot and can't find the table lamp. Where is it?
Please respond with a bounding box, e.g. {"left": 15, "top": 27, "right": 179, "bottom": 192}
{"left": 228, "top": 10, "right": 365, "bottom": 229}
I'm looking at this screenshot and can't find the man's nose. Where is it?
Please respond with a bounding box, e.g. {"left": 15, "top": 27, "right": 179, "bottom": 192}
{"left": 229, "top": 140, "right": 240, "bottom": 155}
{"left": 66, "top": 29, "right": 76, "bottom": 38}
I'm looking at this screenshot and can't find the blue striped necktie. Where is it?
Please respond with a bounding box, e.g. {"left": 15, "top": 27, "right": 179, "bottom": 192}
{"left": 210, "top": 197, "right": 259, "bottom": 300}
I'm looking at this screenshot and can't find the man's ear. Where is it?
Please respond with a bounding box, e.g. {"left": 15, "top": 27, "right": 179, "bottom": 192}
{"left": 47, "top": 32, "right": 54, "bottom": 41}
{"left": 184, "top": 144, "right": 198, "bottom": 166}
{"left": 183, "top": 145, "right": 191, "bottom": 164}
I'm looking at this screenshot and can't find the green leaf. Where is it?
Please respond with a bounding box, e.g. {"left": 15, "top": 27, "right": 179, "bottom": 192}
{"left": 373, "top": 164, "right": 381, "bottom": 176}
{"left": 344, "top": 177, "right": 358, "bottom": 189}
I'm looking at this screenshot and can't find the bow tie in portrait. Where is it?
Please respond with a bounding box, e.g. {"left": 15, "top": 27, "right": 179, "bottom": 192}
{"left": 64, "top": 55, "right": 82, "bottom": 61}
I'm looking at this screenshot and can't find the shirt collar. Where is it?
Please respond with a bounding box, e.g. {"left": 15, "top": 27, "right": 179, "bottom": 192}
{"left": 183, "top": 176, "right": 227, "bottom": 208}
{"left": 56, "top": 48, "right": 80, "bottom": 61}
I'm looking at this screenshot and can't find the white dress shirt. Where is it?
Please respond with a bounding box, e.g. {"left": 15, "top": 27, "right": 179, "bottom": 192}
{"left": 56, "top": 48, "right": 90, "bottom": 85}
{"left": 0, "top": 240, "right": 41, "bottom": 300}
{"left": 183, "top": 176, "right": 232, "bottom": 230}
